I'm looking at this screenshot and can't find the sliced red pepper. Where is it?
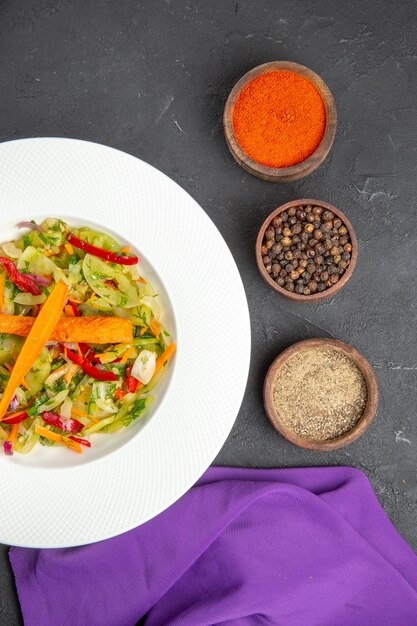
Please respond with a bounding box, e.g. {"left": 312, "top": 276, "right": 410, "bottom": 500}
{"left": 125, "top": 366, "right": 138, "bottom": 393}
{"left": 115, "top": 388, "right": 127, "bottom": 400}
{"left": 42, "top": 411, "right": 83, "bottom": 434}
{"left": 2, "top": 410, "right": 28, "bottom": 424}
{"left": 65, "top": 348, "right": 117, "bottom": 381}
{"left": 0, "top": 257, "right": 41, "bottom": 296}
{"left": 66, "top": 233, "right": 138, "bottom": 266}
{"left": 68, "top": 435, "right": 91, "bottom": 448}
{"left": 69, "top": 300, "right": 81, "bottom": 317}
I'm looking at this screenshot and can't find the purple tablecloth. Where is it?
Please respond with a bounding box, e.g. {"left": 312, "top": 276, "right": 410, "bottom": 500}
{"left": 10, "top": 466, "right": 417, "bottom": 625}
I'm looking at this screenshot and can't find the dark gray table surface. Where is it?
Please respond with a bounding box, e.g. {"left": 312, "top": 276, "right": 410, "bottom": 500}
{"left": 0, "top": 0, "right": 416, "bottom": 623}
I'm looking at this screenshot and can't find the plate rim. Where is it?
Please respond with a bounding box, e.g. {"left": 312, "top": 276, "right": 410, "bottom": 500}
{"left": 0, "top": 137, "right": 251, "bottom": 547}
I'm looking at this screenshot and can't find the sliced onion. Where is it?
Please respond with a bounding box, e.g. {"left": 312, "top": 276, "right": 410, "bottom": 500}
{"left": 93, "top": 382, "right": 118, "bottom": 413}
{"left": 26, "top": 273, "right": 50, "bottom": 286}
{"left": 63, "top": 342, "right": 78, "bottom": 352}
{"left": 60, "top": 397, "right": 73, "bottom": 420}
{"left": 45, "top": 363, "right": 70, "bottom": 388}
{"left": 140, "top": 296, "right": 161, "bottom": 321}
{"left": 3, "top": 441, "right": 13, "bottom": 456}
{"left": 7, "top": 395, "right": 19, "bottom": 412}
{"left": 131, "top": 350, "right": 156, "bottom": 385}
{"left": 2, "top": 242, "right": 22, "bottom": 258}
{"left": 14, "top": 293, "right": 46, "bottom": 305}
{"left": 18, "top": 221, "right": 45, "bottom": 232}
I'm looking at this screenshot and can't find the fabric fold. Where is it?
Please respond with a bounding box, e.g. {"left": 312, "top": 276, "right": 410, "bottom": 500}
{"left": 10, "top": 466, "right": 417, "bottom": 626}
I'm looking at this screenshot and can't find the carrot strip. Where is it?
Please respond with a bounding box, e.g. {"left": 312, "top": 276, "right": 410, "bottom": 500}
{"left": 0, "top": 314, "right": 133, "bottom": 344}
{"left": 139, "top": 326, "right": 148, "bottom": 336}
{"left": 8, "top": 423, "right": 19, "bottom": 443}
{"left": 149, "top": 319, "right": 160, "bottom": 336}
{"left": 35, "top": 424, "right": 82, "bottom": 453}
{"left": 137, "top": 277, "right": 147, "bottom": 284}
{"left": 64, "top": 363, "right": 79, "bottom": 385}
{"left": 94, "top": 351, "right": 117, "bottom": 363}
{"left": 64, "top": 243, "right": 74, "bottom": 255}
{"left": 35, "top": 425, "right": 61, "bottom": 442}
{"left": 0, "top": 271, "right": 5, "bottom": 314}
{"left": 120, "top": 246, "right": 131, "bottom": 254}
{"left": 154, "top": 342, "right": 176, "bottom": 376}
{"left": 120, "top": 347, "right": 135, "bottom": 364}
{"left": 62, "top": 437, "right": 82, "bottom": 453}
{"left": 71, "top": 407, "right": 90, "bottom": 418}
{"left": 64, "top": 304, "right": 75, "bottom": 317}
{"left": 0, "top": 281, "right": 69, "bottom": 420}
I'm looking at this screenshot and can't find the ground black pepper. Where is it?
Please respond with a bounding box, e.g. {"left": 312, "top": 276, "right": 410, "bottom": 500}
{"left": 272, "top": 347, "right": 367, "bottom": 441}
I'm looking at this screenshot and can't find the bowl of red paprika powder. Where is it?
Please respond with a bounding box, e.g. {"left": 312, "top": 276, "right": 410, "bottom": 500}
{"left": 223, "top": 61, "right": 337, "bottom": 182}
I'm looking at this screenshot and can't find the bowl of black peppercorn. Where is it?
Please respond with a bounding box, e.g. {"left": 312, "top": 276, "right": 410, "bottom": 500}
{"left": 256, "top": 199, "right": 358, "bottom": 303}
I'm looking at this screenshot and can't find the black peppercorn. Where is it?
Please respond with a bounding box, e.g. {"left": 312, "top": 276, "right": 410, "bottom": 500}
{"left": 262, "top": 204, "right": 352, "bottom": 298}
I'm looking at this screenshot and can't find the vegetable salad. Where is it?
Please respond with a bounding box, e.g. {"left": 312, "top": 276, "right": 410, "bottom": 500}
{"left": 0, "top": 218, "right": 175, "bottom": 455}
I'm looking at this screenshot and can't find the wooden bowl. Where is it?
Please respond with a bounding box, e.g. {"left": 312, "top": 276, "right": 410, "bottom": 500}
{"left": 223, "top": 61, "right": 337, "bottom": 182}
{"left": 264, "top": 338, "right": 379, "bottom": 451}
{"left": 256, "top": 199, "right": 358, "bottom": 303}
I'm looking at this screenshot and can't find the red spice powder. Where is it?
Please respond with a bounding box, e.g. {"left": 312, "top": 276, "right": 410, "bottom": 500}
{"left": 232, "top": 70, "right": 327, "bottom": 168}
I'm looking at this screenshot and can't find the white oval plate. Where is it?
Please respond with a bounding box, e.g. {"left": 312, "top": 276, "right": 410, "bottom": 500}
{"left": 0, "top": 138, "right": 251, "bottom": 547}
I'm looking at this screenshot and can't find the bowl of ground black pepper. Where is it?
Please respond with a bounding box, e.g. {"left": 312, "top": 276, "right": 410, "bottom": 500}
{"left": 264, "top": 339, "right": 378, "bottom": 451}
{"left": 223, "top": 61, "right": 337, "bottom": 182}
{"left": 256, "top": 199, "right": 357, "bottom": 302}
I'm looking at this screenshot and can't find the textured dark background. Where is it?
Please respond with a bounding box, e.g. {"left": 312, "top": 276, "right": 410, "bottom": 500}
{"left": 0, "top": 0, "right": 416, "bottom": 622}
